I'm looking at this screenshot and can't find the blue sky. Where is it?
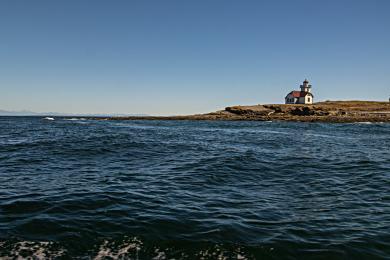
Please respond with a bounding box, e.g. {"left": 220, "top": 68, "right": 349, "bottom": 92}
{"left": 1, "top": 0, "right": 389, "bottom": 115}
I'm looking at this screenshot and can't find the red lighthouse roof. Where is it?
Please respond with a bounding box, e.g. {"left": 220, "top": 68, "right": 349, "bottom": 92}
{"left": 291, "top": 91, "right": 308, "bottom": 97}
{"left": 286, "top": 91, "right": 313, "bottom": 98}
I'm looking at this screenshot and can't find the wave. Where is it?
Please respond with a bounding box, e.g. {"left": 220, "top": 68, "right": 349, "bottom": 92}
{"left": 0, "top": 241, "right": 66, "bottom": 259}
{"left": 2, "top": 236, "right": 389, "bottom": 259}
{"left": 64, "top": 118, "right": 87, "bottom": 121}
{"left": 1, "top": 118, "right": 390, "bottom": 259}
{"left": 0, "top": 138, "right": 30, "bottom": 145}
{"left": 43, "top": 117, "right": 55, "bottom": 121}
{"left": 0, "top": 238, "right": 255, "bottom": 259}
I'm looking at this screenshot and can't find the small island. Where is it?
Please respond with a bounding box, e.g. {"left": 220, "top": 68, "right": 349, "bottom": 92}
{"left": 92, "top": 101, "right": 390, "bottom": 123}
{"left": 89, "top": 80, "right": 390, "bottom": 123}
{"left": 88, "top": 79, "right": 389, "bottom": 123}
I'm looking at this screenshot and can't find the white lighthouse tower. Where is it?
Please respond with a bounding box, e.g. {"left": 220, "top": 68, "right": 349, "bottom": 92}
{"left": 300, "top": 79, "right": 312, "bottom": 93}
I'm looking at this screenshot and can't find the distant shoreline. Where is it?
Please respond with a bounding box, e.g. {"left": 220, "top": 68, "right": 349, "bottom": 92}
{"left": 89, "top": 101, "right": 390, "bottom": 123}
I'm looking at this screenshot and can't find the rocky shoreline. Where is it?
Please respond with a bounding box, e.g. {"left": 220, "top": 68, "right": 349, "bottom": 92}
{"left": 92, "top": 101, "right": 390, "bottom": 123}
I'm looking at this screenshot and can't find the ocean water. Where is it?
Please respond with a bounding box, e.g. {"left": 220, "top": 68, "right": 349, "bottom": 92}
{"left": 0, "top": 117, "right": 389, "bottom": 259}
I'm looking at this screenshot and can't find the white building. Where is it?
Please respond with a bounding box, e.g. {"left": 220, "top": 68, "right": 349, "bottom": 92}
{"left": 285, "top": 79, "right": 314, "bottom": 104}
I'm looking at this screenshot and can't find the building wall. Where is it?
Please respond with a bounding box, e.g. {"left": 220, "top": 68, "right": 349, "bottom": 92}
{"left": 285, "top": 94, "right": 313, "bottom": 104}
{"left": 285, "top": 94, "right": 296, "bottom": 104}
{"left": 298, "top": 96, "right": 313, "bottom": 104}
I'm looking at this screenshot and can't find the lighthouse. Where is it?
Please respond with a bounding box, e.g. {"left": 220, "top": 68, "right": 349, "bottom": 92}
{"left": 285, "top": 79, "right": 314, "bottom": 104}
{"left": 300, "top": 79, "right": 312, "bottom": 93}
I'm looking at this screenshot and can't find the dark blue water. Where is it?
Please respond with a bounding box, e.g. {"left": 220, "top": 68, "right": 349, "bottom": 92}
{"left": 0, "top": 117, "right": 389, "bottom": 259}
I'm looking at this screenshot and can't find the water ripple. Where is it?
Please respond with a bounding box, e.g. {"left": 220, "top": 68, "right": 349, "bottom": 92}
{"left": 0, "top": 117, "right": 389, "bottom": 258}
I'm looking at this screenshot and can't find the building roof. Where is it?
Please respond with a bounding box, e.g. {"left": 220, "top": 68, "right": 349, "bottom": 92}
{"left": 303, "top": 79, "right": 309, "bottom": 83}
{"left": 286, "top": 91, "right": 313, "bottom": 98}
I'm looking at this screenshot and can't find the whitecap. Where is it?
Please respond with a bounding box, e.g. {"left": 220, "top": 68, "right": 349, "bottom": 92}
{"left": 64, "top": 118, "right": 87, "bottom": 121}
{"left": 0, "top": 241, "right": 66, "bottom": 259}
{"left": 0, "top": 138, "right": 30, "bottom": 145}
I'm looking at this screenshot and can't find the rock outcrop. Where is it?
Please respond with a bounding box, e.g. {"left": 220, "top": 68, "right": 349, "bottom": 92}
{"left": 91, "top": 101, "right": 390, "bottom": 123}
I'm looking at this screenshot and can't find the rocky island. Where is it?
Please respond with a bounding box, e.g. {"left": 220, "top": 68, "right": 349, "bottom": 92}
{"left": 94, "top": 101, "right": 390, "bottom": 123}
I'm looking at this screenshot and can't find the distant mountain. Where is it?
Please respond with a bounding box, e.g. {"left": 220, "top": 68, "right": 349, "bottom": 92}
{"left": 0, "top": 109, "right": 41, "bottom": 116}
{"left": 0, "top": 109, "right": 148, "bottom": 117}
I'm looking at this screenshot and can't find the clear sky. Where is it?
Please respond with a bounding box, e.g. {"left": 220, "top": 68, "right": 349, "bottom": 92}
{"left": 1, "top": 0, "right": 389, "bottom": 115}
